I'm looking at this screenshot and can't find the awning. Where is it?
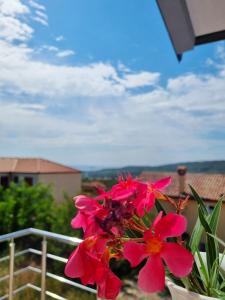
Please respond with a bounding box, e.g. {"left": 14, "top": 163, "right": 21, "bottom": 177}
{"left": 156, "top": 0, "right": 225, "bottom": 60}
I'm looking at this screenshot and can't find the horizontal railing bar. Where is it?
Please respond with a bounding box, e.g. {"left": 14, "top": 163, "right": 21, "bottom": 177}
{"left": 27, "top": 283, "right": 41, "bottom": 292}
{"left": 46, "top": 272, "right": 97, "bottom": 294}
{"left": 46, "top": 290, "right": 68, "bottom": 300}
{"left": 0, "top": 248, "right": 68, "bottom": 265}
{"left": 29, "top": 248, "right": 68, "bottom": 263}
{"left": 47, "top": 253, "right": 68, "bottom": 263}
{"left": 0, "top": 248, "right": 30, "bottom": 263}
{"left": 28, "top": 266, "right": 97, "bottom": 294}
{"left": 46, "top": 292, "right": 67, "bottom": 300}
{"left": 0, "top": 274, "right": 8, "bottom": 283}
{"left": 0, "top": 266, "right": 31, "bottom": 283}
{"left": 0, "top": 283, "right": 29, "bottom": 300}
{"left": 27, "top": 284, "right": 68, "bottom": 300}
{"left": 0, "top": 228, "right": 82, "bottom": 246}
{"left": 28, "top": 265, "right": 41, "bottom": 273}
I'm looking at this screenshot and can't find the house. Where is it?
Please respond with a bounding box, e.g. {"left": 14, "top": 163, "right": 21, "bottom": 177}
{"left": 0, "top": 157, "right": 81, "bottom": 202}
{"left": 140, "top": 166, "right": 225, "bottom": 244}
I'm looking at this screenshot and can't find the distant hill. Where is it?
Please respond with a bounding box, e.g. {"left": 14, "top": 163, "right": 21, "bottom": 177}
{"left": 84, "top": 161, "right": 225, "bottom": 179}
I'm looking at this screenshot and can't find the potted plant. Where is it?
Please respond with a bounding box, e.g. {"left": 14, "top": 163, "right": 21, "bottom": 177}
{"left": 166, "top": 186, "right": 225, "bottom": 300}
{"left": 64, "top": 175, "right": 225, "bottom": 299}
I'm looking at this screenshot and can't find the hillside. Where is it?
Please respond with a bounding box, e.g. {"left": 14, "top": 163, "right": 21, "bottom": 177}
{"left": 84, "top": 160, "right": 225, "bottom": 179}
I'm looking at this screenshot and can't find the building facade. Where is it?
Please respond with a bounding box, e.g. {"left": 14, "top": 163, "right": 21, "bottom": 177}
{"left": 0, "top": 158, "right": 82, "bottom": 202}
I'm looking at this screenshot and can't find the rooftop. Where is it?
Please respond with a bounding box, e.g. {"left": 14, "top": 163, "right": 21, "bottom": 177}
{"left": 0, "top": 158, "right": 81, "bottom": 174}
{"left": 140, "top": 171, "right": 225, "bottom": 201}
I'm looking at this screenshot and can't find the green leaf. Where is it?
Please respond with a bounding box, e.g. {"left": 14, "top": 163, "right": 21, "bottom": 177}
{"left": 196, "top": 250, "right": 209, "bottom": 288}
{"left": 209, "top": 196, "right": 223, "bottom": 234}
{"left": 208, "top": 234, "right": 225, "bottom": 249}
{"left": 188, "top": 217, "right": 204, "bottom": 253}
{"left": 198, "top": 208, "right": 218, "bottom": 274}
{"left": 155, "top": 200, "right": 167, "bottom": 216}
{"left": 189, "top": 185, "right": 208, "bottom": 216}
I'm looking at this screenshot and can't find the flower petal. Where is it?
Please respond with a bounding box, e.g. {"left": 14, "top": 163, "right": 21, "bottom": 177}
{"left": 161, "top": 242, "right": 193, "bottom": 277}
{"left": 153, "top": 177, "right": 171, "bottom": 190}
{"left": 152, "top": 211, "right": 163, "bottom": 228}
{"left": 146, "top": 192, "right": 155, "bottom": 212}
{"left": 124, "top": 241, "right": 148, "bottom": 267}
{"left": 83, "top": 219, "right": 103, "bottom": 238}
{"left": 135, "top": 198, "right": 145, "bottom": 217}
{"left": 75, "top": 195, "right": 99, "bottom": 212}
{"left": 154, "top": 213, "right": 187, "bottom": 239}
{"left": 64, "top": 245, "right": 84, "bottom": 278}
{"left": 71, "top": 212, "right": 87, "bottom": 230}
{"left": 97, "top": 269, "right": 122, "bottom": 299}
{"left": 138, "top": 256, "right": 165, "bottom": 293}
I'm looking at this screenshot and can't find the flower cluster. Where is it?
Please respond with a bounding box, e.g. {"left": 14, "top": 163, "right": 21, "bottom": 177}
{"left": 65, "top": 175, "right": 193, "bottom": 299}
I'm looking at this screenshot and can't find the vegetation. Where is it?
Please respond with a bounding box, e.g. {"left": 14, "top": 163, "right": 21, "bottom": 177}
{"left": 0, "top": 182, "right": 94, "bottom": 299}
{"left": 84, "top": 160, "right": 225, "bottom": 179}
{"left": 0, "top": 182, "right": 77, "bottom": 237}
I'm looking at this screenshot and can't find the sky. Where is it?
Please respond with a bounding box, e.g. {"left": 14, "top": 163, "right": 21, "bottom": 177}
{"left": 0, "top": 0, "right": 225, "bottom": 168}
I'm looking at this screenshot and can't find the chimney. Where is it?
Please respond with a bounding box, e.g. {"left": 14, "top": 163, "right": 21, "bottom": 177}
{"left": 177, "top": 166, "right": 187, "bottom": 195}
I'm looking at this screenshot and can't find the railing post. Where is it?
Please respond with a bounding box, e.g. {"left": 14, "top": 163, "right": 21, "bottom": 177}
{"left": 9, "top": 238, "right": 15, "bottom": 300}
{"left": 41, "top": 236, "right": 47, "bottom": 300}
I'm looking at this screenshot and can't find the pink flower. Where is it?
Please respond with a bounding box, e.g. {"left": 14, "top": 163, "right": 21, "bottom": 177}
{"left": 134, "top": 177, "right": 171, "bottom": 217}
{"left": 71, "top": 195, "right": 107, "bottom": 237}
{"left": 124, "top": 213, "right": 193, "bottom": 293}
{"left": 65, "top": 236, "right": 121, "bottom": 299}
{"left": 110, "top": 174, "right": 146, "bottom": 201}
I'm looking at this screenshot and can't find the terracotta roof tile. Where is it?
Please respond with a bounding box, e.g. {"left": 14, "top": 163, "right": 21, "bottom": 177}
{"left": 0, "top": 158, "right": 81, "bottom": 174}
{"left": 140, "top": 171, "right": 225, "bottom": 201}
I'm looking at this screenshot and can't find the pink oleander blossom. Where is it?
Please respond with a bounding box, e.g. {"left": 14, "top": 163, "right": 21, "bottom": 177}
{"left": 134, "top": 176, "right": 171, "bottom": 217}
{"left": 110, "top": 174, "right": 147, "bottom": 201}
{"left": 124, "top": 213, "right": 193, "bottom": 293}
{"left": 71, "top": 195, "right": 108, "bottom": 238}
{"left": 65, "top": 236, "right": 122, "bottom": 299}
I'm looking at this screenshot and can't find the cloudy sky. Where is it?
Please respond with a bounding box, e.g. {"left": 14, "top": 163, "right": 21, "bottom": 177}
{"left": 0, "top": 0, "right": 225, "bottom": 168}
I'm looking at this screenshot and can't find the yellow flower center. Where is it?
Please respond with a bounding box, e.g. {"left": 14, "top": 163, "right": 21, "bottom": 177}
{"left": 146, "top": 237, "right": 162, "bottom": 255}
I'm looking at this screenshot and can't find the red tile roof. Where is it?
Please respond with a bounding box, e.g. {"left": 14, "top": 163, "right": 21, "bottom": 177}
{"left": 0, "top": 158, "right": 81, "bottom": 174}
{"left": 140, "top": 171, "right": 225, "bottom": 201}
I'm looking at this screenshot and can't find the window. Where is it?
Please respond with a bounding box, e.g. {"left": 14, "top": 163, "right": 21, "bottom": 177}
{"left": 0, "top": 176, "right": 9, "bottom": 188}
{"left": 24, "top": 177, "right": 33, "bottom": 186}
{"left": 13, "top": 176, "right": 19, "bottom": 183}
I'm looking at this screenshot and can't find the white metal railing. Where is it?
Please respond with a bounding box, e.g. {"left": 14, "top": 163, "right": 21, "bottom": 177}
{"left": 0, "top": 228, "right": 97, "bottom": 300}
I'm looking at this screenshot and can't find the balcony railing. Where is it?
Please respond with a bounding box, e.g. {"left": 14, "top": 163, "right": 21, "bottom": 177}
{"left": 0, "top": 228, "right": 97, "bottom": 300}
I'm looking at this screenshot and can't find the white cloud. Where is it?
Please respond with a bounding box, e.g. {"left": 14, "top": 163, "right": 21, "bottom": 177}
{"left": 0, "top": 0, "right": 33, "bottom": 42}
{"left": 0, "top": 0, "right": 30, "bottom": 16}
{"left": 33, "top": 9, "right": 48, "bottom": 26}
{"left": 0, "top": 39, "right": 162, "bottom": 98}
{"left": 40, "top": 45, "right": 58, "bottom": 52}
{"left": 28, "top": 0, "right": 45, "bottom": 11}
{"left": 0, "top": 0, "right": 225, "bottom": 166}
{"left": 216, "top": 44, "right": 225, "bottom": 61}
{"left": 33, "top": 16, "right": 48, "bottom": 26}
{"left": 55, "top": 35, "right": 64, "bottom": 42}
{"left": 120, "top": 71, "right": 160, "bottom": 88}
{"left": 56, "top": 49, "right": 75, "bottom": 58}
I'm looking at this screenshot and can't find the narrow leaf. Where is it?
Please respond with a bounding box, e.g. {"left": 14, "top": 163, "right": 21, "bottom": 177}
{"left": 209, "top": 196, "right": 223, "bottom": 234}
{"left": 189, "top": 185, "right": 208, "bottom": 215}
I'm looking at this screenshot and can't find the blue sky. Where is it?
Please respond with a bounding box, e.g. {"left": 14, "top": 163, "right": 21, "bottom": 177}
{"left": 0, "top": 0, "right": 225, "bottom": 168}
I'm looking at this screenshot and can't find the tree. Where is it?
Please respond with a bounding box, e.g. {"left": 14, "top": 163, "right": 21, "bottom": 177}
{"left": 0, "top": 182, "right": 55, "bottom": 235}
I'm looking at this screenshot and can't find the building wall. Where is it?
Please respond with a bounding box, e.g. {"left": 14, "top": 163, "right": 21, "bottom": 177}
{"left": 38, "top": 173, "right": 82, "bottom": 202}
{"left": 14, "top": 173, "right": 38, "bottom": 184}
{"left": 0, "top": 173, "right": 38, "bottom": 186}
